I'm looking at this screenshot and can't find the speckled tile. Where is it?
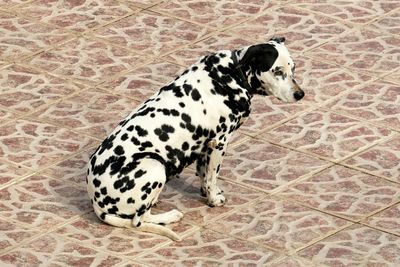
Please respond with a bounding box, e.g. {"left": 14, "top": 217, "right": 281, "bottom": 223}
{"left": 306, "top": 28, "right": 400, "bottom": 77}
{"left": 0, "top": 12, "right": 72, "bottom": 61}
{"left": 368, "top": 9, "right": 400, "bottom": 36}
{"left": 137, "top": 229, "right": 279, "bottom": 266}
{"left": 0, "top": 218, "right": 39, "bottom": 252}
{"left": 19, "top": 0, "right": 137, "bottom": 32}
{"left": 0, "top": 64, "right": 84, "bottom": 114}
{"left": 261, "top": 110, "right": 392, "bottom": 161}
{"left": 0, "top": 234, "right": 124, "bottom": 267}
{"left": 229, "top": 6, "right": 351, "bottom": 53}
{"left": 0, "top": 109, "right": 17, "bottom": 126}
{"left": 240, "top": 95, "right": 308, "bottom": 135}
{"left": 92, "top": 11, "right": 211, "bottom": 57}
{"left": 0, "top": 174, "right": 91, "bottom": 229}
{"left": 154, "top": 169, "right": 264, "bottom": 226}
{"left": 207, "top": 197, "right": 350, "bottom": 252}
{"left": 362, "top": 203, "right": 400, "bottom": 236}
{"left": 327, "top": 81, "right": 400, "bottom": 131}
{"left": 343, "top": 135, "right": 400, "bottom": 182}
{"left": 0, "top": 161, "right": 32, "bottom": 188}
{"left": 219, "top": 139, "right": 330, "bottom": 192}
{"left": 41, "top": 148, "right": 96, "bottom": 187}
{"left": 270, "top": 256, "right": 315, "bottom": 267}
{"left": 298, "top": 225, "right": 400, "bottom": 267}
{"left": 278, "top": 165, "right": 400, "bottom": 220}
{"left": 0, "top": 119, "right": 96, "bottom": 169}
{"left": 152, "top": 0, "right": 273, "bottom": 29}
{"left": 54, "top": 212, "right": 194, "bottom": 257}
{"left": 27, "top": 37, "right": 145, "bottom": 85}
{"left": 295, "top": 0, "right": 400, "bottom": 24}
{"left": 294, "top": 57, "right": 374, "bottom": 104}
{"left": 164, "top": 32, "right": 254, "bottom": 67}
{"left": 32, "top": 89, "right": 140, "bottom": 139}
{"left": 101, "top": 60, "right": 185, "bottom": 100}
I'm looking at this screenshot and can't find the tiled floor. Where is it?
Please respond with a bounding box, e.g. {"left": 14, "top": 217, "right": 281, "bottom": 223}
{"left": 0, "top": 0, "right": 399, "bottom": 266}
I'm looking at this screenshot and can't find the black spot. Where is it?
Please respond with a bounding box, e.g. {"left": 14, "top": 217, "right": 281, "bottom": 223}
{"left": 114, "top": 145, "right": 125, "bottom": 156}
{"left": 110, "top": 156, "right": 126, "bottom": 175}
{"left": 135, "top": 126, "right": 148, "bottom": 137}
{"left": 95, "top": 191, "right": 100, "bottom": 198}
{"left": 191, "top": 89, "right": 201, "bottom": 101}
{"left": 183, "top": 84, "right": 192, "bottom": 95}
{"left": 154, "top": 124, "right": 175, "bottom": 142}
{"left": 181, "top": 142, "right": 189, "bottom": 151}
{"left": 93, "top": 178, "right": 101, "bottom": 188}
{"left": 127, "top": 125, "right": 134, "bottom": 131}
{"left": 141, "top": 182, "right": 151, "bottom": 192}
{"left": 135, "top": 169, "right": 147, "bottom": 178}
{"left": 127, "top": 197, "right": 135, "bottom": 204}
{"left": 152, "top": 182, "right": 159, "bottom": 189}
{"left": 121, "top": 133, "right": 129, "bottom": 141}
{"left": 100, "top": 187, "right": 107, "bottom": 195}
{"left": 141, "top": 194, "right": 148, "bottom": 200}
{"left": 179, "top": 102, "right": 185, "bottom": 108}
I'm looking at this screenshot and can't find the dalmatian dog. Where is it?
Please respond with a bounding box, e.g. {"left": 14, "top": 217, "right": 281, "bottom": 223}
{"left": 86, "top": 37, "right": 304, "bottom": 241}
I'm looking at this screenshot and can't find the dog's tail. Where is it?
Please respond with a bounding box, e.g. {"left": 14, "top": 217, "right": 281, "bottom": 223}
{"left": 92, "top": 202, "right": 181, "bottom": 241}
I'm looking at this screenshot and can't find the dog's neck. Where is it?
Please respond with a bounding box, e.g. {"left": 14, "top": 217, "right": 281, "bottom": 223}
{"left": 232, "top": 49, "right": 267, "bottom": 96}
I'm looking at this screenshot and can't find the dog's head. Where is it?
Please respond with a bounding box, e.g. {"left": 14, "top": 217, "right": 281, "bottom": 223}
{"left": 239, "top": 37, "right": 304, "bottom": 102}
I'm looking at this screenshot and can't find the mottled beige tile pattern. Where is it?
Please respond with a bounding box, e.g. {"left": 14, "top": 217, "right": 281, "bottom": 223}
{"left": 1, "top": 0, "right": 399, "bottom": 265}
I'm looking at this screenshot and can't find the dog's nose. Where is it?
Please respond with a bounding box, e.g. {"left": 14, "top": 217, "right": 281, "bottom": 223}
{"left": 294, "top": 90, "right": 304, "bottom": 101}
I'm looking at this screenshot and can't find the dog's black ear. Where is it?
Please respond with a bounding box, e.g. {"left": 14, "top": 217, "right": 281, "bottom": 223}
{"left": 240, "top": 44, "right": 278, "bottom": 71}
{"left": 270, "top": 37, "right": 285, "bottom": 43}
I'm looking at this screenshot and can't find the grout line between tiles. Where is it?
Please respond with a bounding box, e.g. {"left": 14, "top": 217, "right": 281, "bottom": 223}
{"left": 0, "top": 213, "right": 85, "bottom": 256}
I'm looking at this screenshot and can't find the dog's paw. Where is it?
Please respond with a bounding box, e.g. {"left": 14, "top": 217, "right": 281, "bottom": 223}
{"left": 167, "top": 209, "right": 184, "bottom": 223}
{"left": 207, "top": 194, "right": 226, "bottom": 207}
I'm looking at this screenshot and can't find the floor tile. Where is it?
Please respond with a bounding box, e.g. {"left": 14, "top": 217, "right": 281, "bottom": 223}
{"left": 102, "top": 60, "right": 184, "bottom": 100}
{"left": 343, "top": 134, "right": 400, "bottom": 182}
{"left": 0, "top": 174, "right": 91, "bottom": 229}
{"left": 383, "top": 69, "right": 400, "bottom": 85}
{"left": 155, "top": 169, "right": 263, "bottom": 226}
{"left": 261, "top": 110, "right": 392, "bottom": 161}
{"left": 219, "top": 139, "right": 330, "bottom": 192}
{"left": 306, "top": 28, "right": 400, "bottom": 77}
{"left": 368, "top": 9, "right": 400, "bottom": 36}
{"left": 229, "top": 6, "right": 351, "bottom": 53}
{"left": 0, "top": 218, "right": 39, "bottom": 252}
{"left": 164, "top": 32, "right": 254, "bottom": 67}
{"left": 92, "top": 11, "right": 211, "bottom": 58}
{"left": 18, "top": 0, "right": 137, "bottom": 32}
{"left": 207, "top": 197, "right": 350, "bottom": 252}
{"left": 0, "top": 161, "right": 32, "bottom": 188}
{"left": 0, "top": 0, "right": 29, "bottom": 8}
{"left": 0, "top": 234, "right": 124, "bottom": 267}
{"left": 278, "top": 165, "right": 400, "bottom": 220}
{"left": 327, "top": 81, "right": 400, "bottom": 131}
{"left": 269, "top": 256, "right": 315, "bottom": 267}
{"left": 41, "top": 148, "right": 96, "bottom": 187}
{"left": 294, "top": 57, "right": 373, "bottom": 104}
{"left": 27, "top": 37, "right": 145, "bottom": 85}
{"left": 362, "top": 203, "right": 400, "bottom": 236}
{"left": 240, "top": 95, "right": 308, "bottom": 135}
{"left": 0, "top": 64, "right": 84, "bottom": 114}
{"left": 137, "top": 229, "right": 279, "bottom": 266}
{"left": 54, "top": 213, "right": 192, "bottom": 257}
{"left": 298, "top": 225, "right": 400, "bottom": 266}
{"left": 32, "top": 89, "right": 140, "bottom": 139}
{"left": 0, "top": 12, "right": 72, "bottom": 61}
{"left": 152, "top": 0, "right": 273, "bottom": 29}
{"left": 0, "top": 119, "right": 96, "bottom": 169}
{"left": 295, "top": 0, "right": 399, "bottom": 24}
{"left": 0, "top": 109, "right": 17, "bottom": 126}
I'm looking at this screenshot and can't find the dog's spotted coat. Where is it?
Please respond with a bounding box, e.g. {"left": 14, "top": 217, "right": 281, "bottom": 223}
{"left": 86, "top": 37, "right": 304, "bottom": 240}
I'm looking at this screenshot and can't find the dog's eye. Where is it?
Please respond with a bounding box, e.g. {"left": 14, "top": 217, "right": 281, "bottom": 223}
{"left": 275, "top": 70, "right": 284, "bottom": 76}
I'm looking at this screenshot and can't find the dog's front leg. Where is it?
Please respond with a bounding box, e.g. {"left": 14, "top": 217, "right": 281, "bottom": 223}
{"left": 203, "top": 140, "right": 226, "bottom": 207}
